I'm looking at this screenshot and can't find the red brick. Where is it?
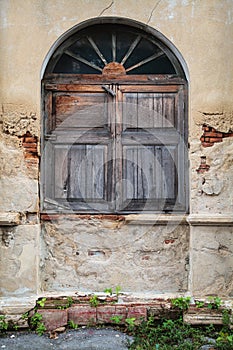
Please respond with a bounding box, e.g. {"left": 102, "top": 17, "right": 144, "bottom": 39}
{"left": 201, "top": 142, "right": 214, "bottom": 147}
{"left": 204, "top": 132, "right": 222, "bottom": 138}
{"left": 38, "top": 309, "right": 68, "bottom": 331}
{"left": 24, "top": 152, "right": 38, "bottom": 159}
{"left": 127, "top": 305, "right": 147, "bottom": 321}
{"left": 23, "top": 142, "right": 37, "bottom": 149}
{"left": 24, "top": 137, "right": 37, "bottom": 143}
{"left": 68, "top": 305, "right": 96, "bottom": 325}
{"left": 97, "top": 305, "right": 127, "bottom": 324}
{"left": 224, "top": 132, "right": 233, "bottom": 138}
{"left": 209, "top": 137, "right": 222, "bottom": 143}
{"left": 164, "top": 239, "right": 175, "bottom": 244}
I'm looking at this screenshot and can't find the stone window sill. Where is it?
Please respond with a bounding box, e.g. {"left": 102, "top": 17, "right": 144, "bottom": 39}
{"left": 0, "top": 212, "right": 21, "bottom": 226}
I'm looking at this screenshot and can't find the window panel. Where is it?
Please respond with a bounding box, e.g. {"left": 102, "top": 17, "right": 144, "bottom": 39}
{"left": 47, "top": 24, "right": 178, "bottom": 76}
{"left": 123, "top": 92, "right": 177, "bottom": 130}
{"left": 54, "top": 92, "right": 108, "bottom": 130}
{"left": 122, "top": 146, "right": 177, "bottom": 203}
{"left": 68, "top": 144, "right": 107, "bottom": 201}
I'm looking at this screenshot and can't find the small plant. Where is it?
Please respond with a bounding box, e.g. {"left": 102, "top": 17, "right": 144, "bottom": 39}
{"left": 126, "top": 317, "right": 136, "bottom": 331}
{"left": 104, "top": 288, "right": 113, "bottom": 295}
{"left": 110, "top": 315, "right": 123, "bottom": 324}
{"left": 21, "top": 311, "right": 29, "bottom": 320}
{"left": 171, "top": 296, "right": 191, "bottom": 310}
{"left": 195, "top": 300, "right": 205, "bottom": 308}
{"left": 0, "top": 315, "right": 8, "bottom": 332}
{"left": 104, "top": 286, "right": 122, "bottom": 296}
{"left": 217, "top": 330, "right": 233, "bottom": 350}
{"left": 68, "top": 320, "right": 78, "bottom": 329}
{"left": 66, "top": 296, "right": 74, "bottom": 308}
{"left": 30, "top": 312, "right": 46, "bottom": 336}
{"left": 36, "top": 322, "right": 46, "bottom": 336}
{"left": 222, "top": 309, "right": 232, "bottom": 330}
{"left": 115, "top": 285, "right": 122, "bottom": 296}
{"left": 207, "top": 296, "right": 222, "bottom": 309}
{"left": 89, "top": 295, "right": 99, "bottom": 307}
{"left": 37, "top": 297, "right": 47, "bottom": 308}
{"left": 30, "top": 312, "right": 43, "bottom": 328}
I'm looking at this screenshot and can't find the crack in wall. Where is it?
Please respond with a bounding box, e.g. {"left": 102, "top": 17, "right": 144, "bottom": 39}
{"left": 147, "top": 0, "right": 163, "bottom": 24}
{"left": 98, "top": 0, "right": 114, "bottom": 17}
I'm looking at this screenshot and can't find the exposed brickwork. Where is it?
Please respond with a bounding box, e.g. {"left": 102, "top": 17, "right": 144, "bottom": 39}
{"left": 40, "top": 213, "right": 125, "bottom": 222}
{"left": 201, "top": 124, "right": 233, "bottom": 147}
{"left": 38, "top": 309, "right": 68, "bottom": 331}
{"left": 22, "top": 296, "right": 231, "bottom": 332}
{"left": 97, "top": 305, "right": 127, "bottom": 324}
{"left": 68, "top": 305, "right": 97, "bottom": 325}
{"left": 127, "top": 305, "right": 147, "bottom": 321}
{"left": 196, "top": 156, "right": 210, "bottom": 174}
{"left": 20, "top": 131, "right": 39, "bottom": 176}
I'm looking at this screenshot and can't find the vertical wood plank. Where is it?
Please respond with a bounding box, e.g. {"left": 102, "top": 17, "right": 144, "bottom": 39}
{"left": 137, "top": 93, "right": 154, "bottom": 129}
{"left": 162, "top": 147, "right": 176, "bottom": 199}
{"left": 69, "top": 145, "right": 86, "bottom": 199}
{"left": 163, "top": 94, "right": 175, "bottom": 128}
{"left": 153, "top": 94, "right": 163, "bottom": 128}
{"left": 123, "top": 93, "right": 138, "bottom": 129}
{"left": 54, "top": 146, "right": 69, "bottom": 199}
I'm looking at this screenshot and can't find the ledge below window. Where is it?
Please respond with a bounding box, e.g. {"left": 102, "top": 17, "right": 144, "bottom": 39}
{"left": 0, "top": 212, "right": 21, "bottom": 226}
{"left": 187, "top": 214, "right": 233, "bottom": 226}
{"left": 125, "top": 214, "right": 188, "bottom": 225}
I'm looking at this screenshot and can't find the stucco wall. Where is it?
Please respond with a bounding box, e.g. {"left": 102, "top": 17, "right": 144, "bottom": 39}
{"left": 0, "top": 0, "right": 233, "bottom": 302}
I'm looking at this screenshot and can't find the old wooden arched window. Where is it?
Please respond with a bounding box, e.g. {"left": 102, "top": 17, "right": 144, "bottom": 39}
{"left": 42, "top": 19, "right": 188, "bottom": 214}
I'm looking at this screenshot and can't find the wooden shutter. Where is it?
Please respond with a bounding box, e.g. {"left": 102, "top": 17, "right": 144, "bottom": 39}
{"left": 43, "top": 84, "right": 113, "bottom": 212}
{"left": 117, "top": 84, "right": 187, "bottom": 212}
{"left": 42, "top": 81, "right": 187, "bottom": 213}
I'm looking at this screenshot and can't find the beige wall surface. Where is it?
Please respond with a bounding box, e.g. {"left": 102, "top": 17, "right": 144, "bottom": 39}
{"left": 0, "top": 0, "right": 233, "bottom": 301}
{"left": 1, "top": 0, "right": 233, "bottom": 132}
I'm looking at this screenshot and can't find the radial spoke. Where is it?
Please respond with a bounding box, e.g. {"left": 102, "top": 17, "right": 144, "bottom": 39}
{"left": 87, "top": 36, "right": 108, "bottom": 65}
{"left": 65, "top": 50, "right": 103, "bottom": 72}
{"left": 112, "top": 33, "right": 116, "bottom": 62}
{"left": 126, "top": 52, "right": 165, "bottom": 72}
{"left": 121, "top": 35, "right": 141, "bottom": 65}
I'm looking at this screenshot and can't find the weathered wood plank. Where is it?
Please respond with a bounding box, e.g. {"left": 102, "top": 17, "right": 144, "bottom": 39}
{"left": 120, "top": 85, "right": 179, "bottom": 93}
{"left": 54, "top": 145, "right": 69, "bottom": 199}
{"left": 54, "top": 92, "right": 108, "bottom": 128}
{"left": 163, "top": 94, "right": 176, "bottom": 128}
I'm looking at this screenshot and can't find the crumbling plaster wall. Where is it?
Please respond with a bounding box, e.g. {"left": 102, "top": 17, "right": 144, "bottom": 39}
{"left": 0, "top": 0, "right": 233, "bottom": 300}
{"left": 41, "top": 218, "right": 189, "bottom": 294}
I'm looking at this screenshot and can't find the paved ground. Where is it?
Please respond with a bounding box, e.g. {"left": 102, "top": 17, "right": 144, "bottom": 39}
{"left": 0, "top": 328, "right": 132, "bottom": 350}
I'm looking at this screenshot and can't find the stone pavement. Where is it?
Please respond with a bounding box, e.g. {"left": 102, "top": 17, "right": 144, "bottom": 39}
{"left": 0, "top": 328, "right": 132, "bottom": 350}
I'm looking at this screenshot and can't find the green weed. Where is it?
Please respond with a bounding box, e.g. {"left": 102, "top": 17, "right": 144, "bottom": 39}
{"left": 110, "top": 315, "right": 123, "bottom": 324}
{"left": 89, "top": 295, "right": 99, "bottom": 307}
{"left": 0, "top": 315, "right": 8, "bottom": 332}
{"left": 171, "top": 297, "right": 191, "bottom": 310}
{"left": 30, "top": 312, "right": 46, "bottom": 336}
{"left": 37, "top": 297, "right": 47, "bottom": 308}
{"left": 207, "top": 296, "right": 222, "bottom": 309}
{"left": 68, "top": 320, "right": 78, "bottom": 329}
{"left": 104, "top": 288, "right": 113, "bottom": 295}
{"left": 195, "top": 300, "right": 205, "bottom": 308}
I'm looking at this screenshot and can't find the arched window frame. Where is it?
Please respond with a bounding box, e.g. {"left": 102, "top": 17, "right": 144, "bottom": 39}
{"left": 41, "top": 18, "right": 189, "bottom": 214}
